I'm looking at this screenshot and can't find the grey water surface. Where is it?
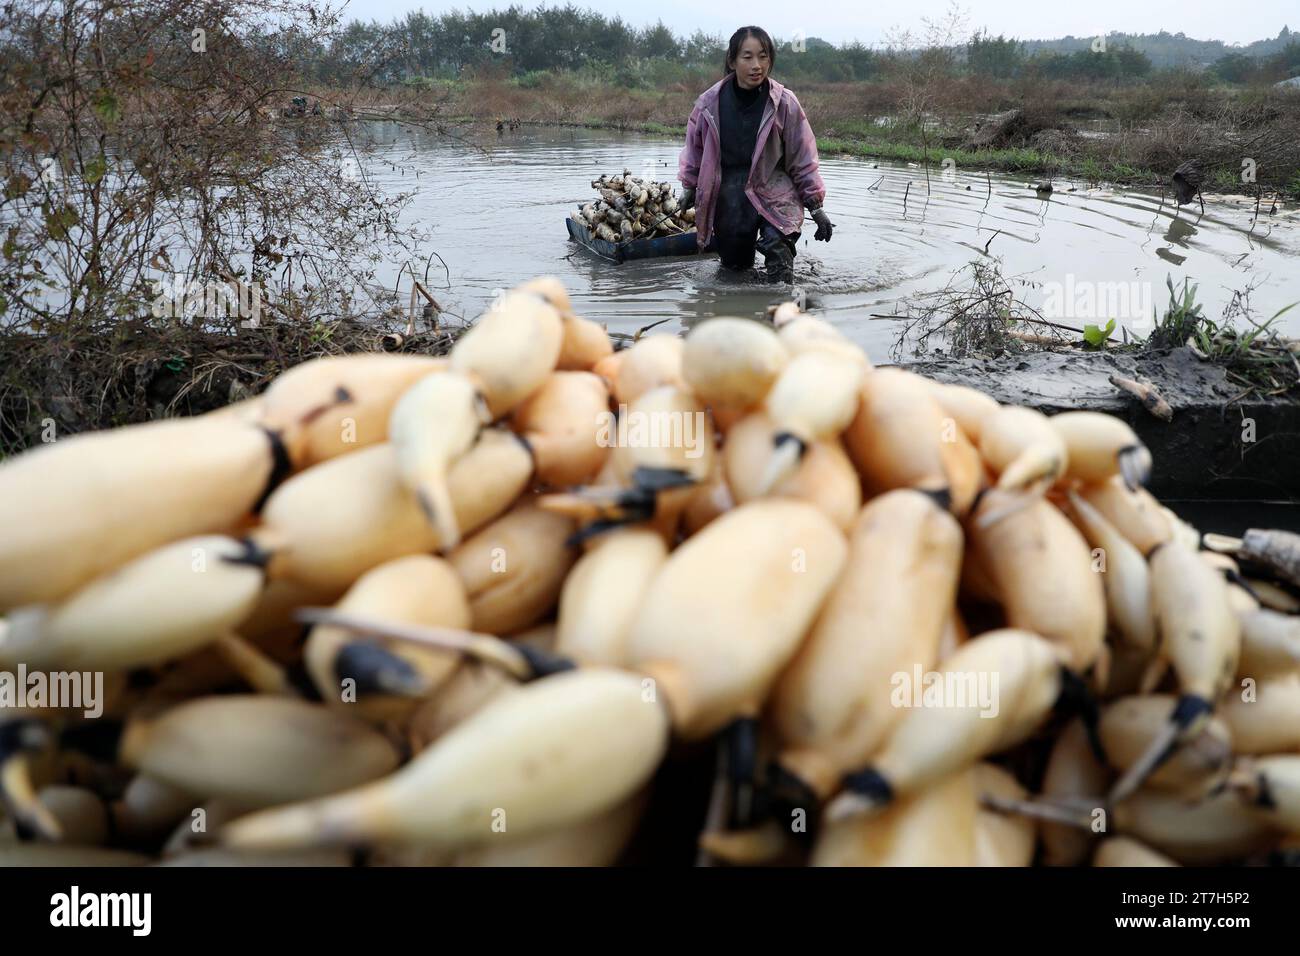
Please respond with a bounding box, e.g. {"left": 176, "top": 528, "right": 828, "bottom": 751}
{"left": 364, "top": 123, "right": 1300, "bottom": 359}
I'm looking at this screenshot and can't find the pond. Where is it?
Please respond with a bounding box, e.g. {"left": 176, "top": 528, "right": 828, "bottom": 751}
{"left": 365, "top": 123, "right": 1300, "bottom": 359}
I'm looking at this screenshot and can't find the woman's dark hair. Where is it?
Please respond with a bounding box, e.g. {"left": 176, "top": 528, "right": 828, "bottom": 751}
{"left": 723, "top": 26, "right": 776, "bottom": 77}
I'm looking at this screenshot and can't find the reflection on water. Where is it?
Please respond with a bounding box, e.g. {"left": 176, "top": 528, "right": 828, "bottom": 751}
{"left": 366, "top": 123, "right": 1300, "bottom": 357}
{"left": 1164, "top": 217, "right": 1197, "bottom": 248}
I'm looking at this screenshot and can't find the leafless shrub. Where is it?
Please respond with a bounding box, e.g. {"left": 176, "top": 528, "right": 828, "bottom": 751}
{"left": 0, "top": 0, "right": 467, "bottom": 451}
{"left": 891, "top": 257, "right": 1066, "bottom": 359}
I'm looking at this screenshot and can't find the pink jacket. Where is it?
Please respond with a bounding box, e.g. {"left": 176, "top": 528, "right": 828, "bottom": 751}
{"left": 678, "top": 73, "right": 826, "bottom": 250}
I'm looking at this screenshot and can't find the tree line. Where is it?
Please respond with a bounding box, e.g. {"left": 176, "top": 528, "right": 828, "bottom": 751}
{"left": 304, "top": 8, "right": 1299, "bottom": 87}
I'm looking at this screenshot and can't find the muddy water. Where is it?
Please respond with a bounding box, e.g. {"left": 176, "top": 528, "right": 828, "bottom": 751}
{"left": 367, "top": 123, "right": 1300, "bottom": 358}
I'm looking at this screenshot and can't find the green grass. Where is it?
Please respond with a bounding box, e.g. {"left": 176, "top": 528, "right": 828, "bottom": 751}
{"left": 813, "top": 136, "right": 1161, "bottom": 185}
{"left": 1077, "top": 157, "right": 1104, "bottom": 181}
{"left": 443, "top": 110, "right": 1168, "bottom": 187}
{"left": 1210, "top": 168, "right": 1240, "bottom": 190}
{"left": 1146, "top": 276, "right": 1299, "bottom": 393}
{"left": 534, "top": 103, "right": 1166, "bottom": 185}
{"left": 1106, "top": 162, "right": 1145, "bottom": 180}
{"left": 641, "top": 121, "right": 685, "bottom": 136}
{"left": 821, "top": 117, "right": 908, "bottom": 140}
{"left": 428, "top": 99, "right": 1220, "bottom": 192}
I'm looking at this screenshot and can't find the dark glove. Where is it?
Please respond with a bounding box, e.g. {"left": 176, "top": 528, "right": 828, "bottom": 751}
{"left": 811, "top": 207, "right": 834, "bottom": 242}
{"left": 680, "top": 187, "right": 696, "bottom": 210}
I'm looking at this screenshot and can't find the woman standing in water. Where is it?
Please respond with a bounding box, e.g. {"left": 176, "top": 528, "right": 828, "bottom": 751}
{"left": 678, "top": 26, "right": 833, "bottom": 283}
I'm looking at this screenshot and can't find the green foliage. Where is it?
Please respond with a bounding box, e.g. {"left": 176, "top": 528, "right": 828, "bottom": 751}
{"left": 1018, "top": 28, "right": 1295, "bottom": 71}
{"left": 638, "top": 21, "right": 680, "bottom": 60}
{"left": 83, "top": 156, "right": 107, "bottom": 185}
{"left": 1274, "top": 41, "right": 1300, "bottom": 79}
{"left": 1078, "top": 157, "right": 1104, "bottom": 182}
{"left": 1083, "top": 318, "right": 1116, "bottom": 349}
{"left": 313, "top": 6, "right": 885, "bottom": 84}
{"left": 641, "top": 121, "right": 685, "bottom": 136}
{"left": 1152, "top": 275, "right": 1205, "bottom": 348}
{"left": 967, "top": 30, "right": 1023, "bottom": 78}
{"left": 296, "top": 15, "right": 1300, "bottom": 90}
{"left": 1145, "top": 275, "right": 1299, "bottom": 392}
{"left": 1211, "top": 52, "right": 1256, "bottom": 84}
{"left": 1210, "top": 168, "right": 1239, "bottom": 190}
{"left": 511, "top": 69, "right": 550, "bottom": 89}
{"left": 92, "top": 88, "right": 121, "bottom": 126}
{"left": 1026, "top": 45, "right": 1151, "bottom": 83}
{"left": 574, "top": 58, "right": 617, "bottom": 86}
{"left": 3, "top": 172, "right": 32, "bottom": 200}
{"left": 42, "top": 202, "right": 80, "bottom": 241}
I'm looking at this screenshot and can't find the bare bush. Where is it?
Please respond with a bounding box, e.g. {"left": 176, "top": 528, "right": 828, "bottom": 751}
{"left": 0, "top": 0, "right": 460, "bottom": 335}
{"left": 0, "top": 0, "right": 463, "bottom": 451}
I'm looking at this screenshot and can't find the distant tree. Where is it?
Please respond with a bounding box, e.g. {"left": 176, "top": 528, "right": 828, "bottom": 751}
{"left": 268, "top": 8, "right": 1300, "bottom": 86}
{"left": 401, "top": 11, "right": 436, "bottom": 77}
{"left": 842, "top": 41, "right": 878, "bottom": 80}
{"left": 1211, "top": 52, "right": 1257, "bottom": 83}
{"left": 638, "top": 21, "right": 680, "bottom": 60}
{"left": 967, "top": 29, "right": 1022, "bottom": 78}
{"left": 592, "top": 13, "right": 636, "bottom": 64}
{"left": 683, "top": 28, "right": 723, "bottom": 66}
{"left": 1262, "top": 40, "right": 1300, "bottom": 82}
{"left": 1115, "top": 47, "right": 1152, "bottom": 78}
{"left": 1029, "top": 45, "right": 1149, "bottom": 82}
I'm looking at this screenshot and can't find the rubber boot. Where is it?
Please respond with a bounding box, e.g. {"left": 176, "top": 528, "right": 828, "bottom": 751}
{"left": 758, "top": 223, "right": 797, "bottom": 283}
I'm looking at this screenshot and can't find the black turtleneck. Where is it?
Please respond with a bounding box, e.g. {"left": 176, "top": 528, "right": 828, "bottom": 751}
{"left": 732, "top": 73, "right": 765, "bottom": 107}
{"left": 719, "top": 74, "right": 769, "bottom": 171}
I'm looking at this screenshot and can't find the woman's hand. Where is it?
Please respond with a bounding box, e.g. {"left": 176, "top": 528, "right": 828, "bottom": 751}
{"left": 811, "top": 208, "right": 834, "bottom": 242}
{"left": 679, "top": 187, "right": 696, "bottom": 210}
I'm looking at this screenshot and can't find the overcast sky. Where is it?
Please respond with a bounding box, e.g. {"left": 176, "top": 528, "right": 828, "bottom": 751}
{"left": 337, "top": 0, "right": 1293, "bottom": 46}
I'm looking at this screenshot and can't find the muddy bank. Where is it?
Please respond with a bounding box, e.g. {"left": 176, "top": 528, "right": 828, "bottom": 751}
{"left": 904, "top": 347, "right": 1299, "bottom": 501}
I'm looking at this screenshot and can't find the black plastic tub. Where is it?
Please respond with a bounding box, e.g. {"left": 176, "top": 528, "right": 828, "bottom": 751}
{"left": 566, "top": 216, "right": 701, "bottom": 263}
